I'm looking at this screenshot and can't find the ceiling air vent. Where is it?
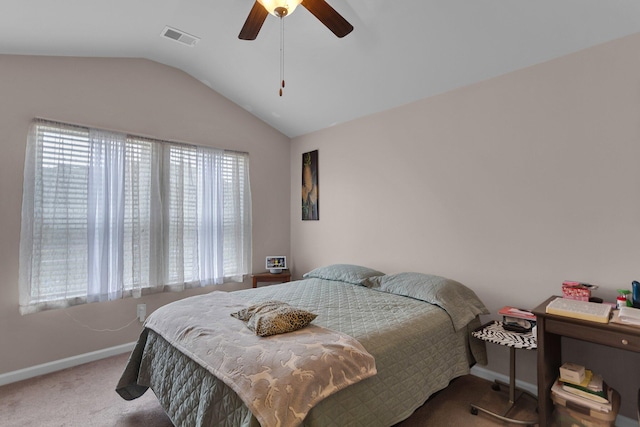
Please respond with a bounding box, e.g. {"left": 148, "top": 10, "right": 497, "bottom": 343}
{"left": 161, "top": 26, "right": 200, "bottom": 47}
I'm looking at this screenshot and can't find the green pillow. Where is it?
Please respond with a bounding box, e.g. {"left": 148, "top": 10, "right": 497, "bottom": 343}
{"left": 303, "top": 264, "right": 384, "bottom": 286}
{"left": 367, "top": 272, "right": 489, "bottom": 331}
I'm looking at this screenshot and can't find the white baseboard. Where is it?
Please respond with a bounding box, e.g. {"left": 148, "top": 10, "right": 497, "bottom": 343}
{"left": 470, "top": 366, "right": 637, "bottom": 427}
{"left": 470, "top": 365, "right": 539, "bottom": 396}
{"left": 0, "top": 342, "right": 136, "bottom": 387}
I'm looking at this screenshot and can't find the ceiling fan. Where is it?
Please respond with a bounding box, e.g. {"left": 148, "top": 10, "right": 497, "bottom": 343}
{"left": 239, "top": 0, "right": 354, "bottom": 40}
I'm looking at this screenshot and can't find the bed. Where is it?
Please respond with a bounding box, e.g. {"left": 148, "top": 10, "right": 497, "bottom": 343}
{"left": 116, "top": 264, "right": 489, "bottom": 427}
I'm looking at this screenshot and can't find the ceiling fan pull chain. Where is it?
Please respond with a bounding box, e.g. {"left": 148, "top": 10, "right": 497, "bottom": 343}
{"left": 280, "top": 16, "right": 285, "bottom": 96}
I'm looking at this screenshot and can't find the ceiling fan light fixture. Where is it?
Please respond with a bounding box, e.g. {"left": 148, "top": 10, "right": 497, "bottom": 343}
{"left": 258, "top": 0, "right": 302, "bottom": 17}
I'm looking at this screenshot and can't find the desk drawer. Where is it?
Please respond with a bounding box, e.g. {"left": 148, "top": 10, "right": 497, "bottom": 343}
{"left": 546, "top": 318, "right": 640, "bottom": 352}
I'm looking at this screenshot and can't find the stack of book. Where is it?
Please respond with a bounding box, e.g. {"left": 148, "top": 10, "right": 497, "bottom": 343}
{"left": 498, "top": 306, "right": 536, "bottom": 333}
{"left": 551, "top": 362, "right": 614, "bottom": 413}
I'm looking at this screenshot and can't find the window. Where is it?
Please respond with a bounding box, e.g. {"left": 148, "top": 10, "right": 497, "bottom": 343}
{"left": 19, "top": 119, "right": 251, "bottom": 314}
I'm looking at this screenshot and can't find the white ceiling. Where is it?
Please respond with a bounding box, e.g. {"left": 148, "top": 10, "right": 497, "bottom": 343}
{"left": 2, "top": 0, "right": 640, "bottom": 137}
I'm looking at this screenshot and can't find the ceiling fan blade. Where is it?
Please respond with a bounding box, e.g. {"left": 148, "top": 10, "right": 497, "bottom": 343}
{"left": 301, "top": 0, "right": 353, "bottom": 38}
{"left": 239, "top": 1, "right": 269, "bottom": 40}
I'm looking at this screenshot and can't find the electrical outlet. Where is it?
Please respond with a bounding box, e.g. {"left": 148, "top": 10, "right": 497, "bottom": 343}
{"left": 137, "top": 304, "right": 146, "bottom": 322}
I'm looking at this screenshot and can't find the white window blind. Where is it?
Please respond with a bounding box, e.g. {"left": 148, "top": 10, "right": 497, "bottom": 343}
{"left": 19, "top": 119, "right": 252, "bottom": 314}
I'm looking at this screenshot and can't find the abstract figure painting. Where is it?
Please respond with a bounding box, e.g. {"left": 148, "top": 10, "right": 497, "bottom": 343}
{"left": 302, "top": 150, "right": 319, "bottom": 220}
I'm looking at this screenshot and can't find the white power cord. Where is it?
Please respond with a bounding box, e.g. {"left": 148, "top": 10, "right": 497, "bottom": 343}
{"left": 64, "top": 310, "right": 140, "bottom": 332}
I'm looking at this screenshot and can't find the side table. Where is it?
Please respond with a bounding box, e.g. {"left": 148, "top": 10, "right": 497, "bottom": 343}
{"left": 251, "top": 271, "right": 291, "bottom": 288}
{"left": 470, "top": 321, "right": 538, "bottom": 426}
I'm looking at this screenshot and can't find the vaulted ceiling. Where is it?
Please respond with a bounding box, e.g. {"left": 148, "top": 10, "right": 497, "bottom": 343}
{"left": 2, "top": 1, "right": 640, "bottom": 137}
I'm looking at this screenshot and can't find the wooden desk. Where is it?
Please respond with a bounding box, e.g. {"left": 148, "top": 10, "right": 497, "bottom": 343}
{"left": 532, "top": 296, "right": 640, "bottom": 427}
{"left": 251, "top": 271, "right": 291, "bottom": 288}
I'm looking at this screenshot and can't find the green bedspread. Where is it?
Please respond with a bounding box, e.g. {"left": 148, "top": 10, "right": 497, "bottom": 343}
{"left": 117, "top": 277, "right": 487, "bottom": 426}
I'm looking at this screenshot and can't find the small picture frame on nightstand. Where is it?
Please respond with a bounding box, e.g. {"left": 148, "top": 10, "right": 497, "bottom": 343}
{"left": 266, "top": 256, "right": 286, "bottom": 274}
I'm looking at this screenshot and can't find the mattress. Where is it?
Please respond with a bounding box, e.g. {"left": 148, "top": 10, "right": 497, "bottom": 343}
{"left": 117, "top": 277, "right": 487, "bottom": 426}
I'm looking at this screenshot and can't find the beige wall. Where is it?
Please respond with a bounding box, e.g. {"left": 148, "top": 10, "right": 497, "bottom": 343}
{"left": 291, "top": 33, "right": 640, "bottom": 418}
{"left": 4, "top": 31, "right": 640, "bottom": 418}
{"left": 0, "top": 55, "right": 291, "bottom": 374}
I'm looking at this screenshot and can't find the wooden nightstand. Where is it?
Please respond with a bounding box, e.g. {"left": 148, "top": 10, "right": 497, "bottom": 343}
{"left": 251, "top": 271, "right": 291, "bottom": 288}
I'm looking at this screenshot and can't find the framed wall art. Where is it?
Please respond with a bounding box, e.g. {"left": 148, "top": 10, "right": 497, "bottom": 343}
{"left": 266, "top": 256, "right": 286, "bottom": 273}
{"left": 301, "top": 150, "right": 319, "bottom": 220}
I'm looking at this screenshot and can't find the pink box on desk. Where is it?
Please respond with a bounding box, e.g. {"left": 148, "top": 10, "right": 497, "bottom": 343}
{"left": 562, "top": 281, "right": 591, "bottom": 301}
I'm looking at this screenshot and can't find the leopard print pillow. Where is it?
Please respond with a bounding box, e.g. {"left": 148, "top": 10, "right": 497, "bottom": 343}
{"left": 231, "top": 300, "right": 317, "bottom": 337}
